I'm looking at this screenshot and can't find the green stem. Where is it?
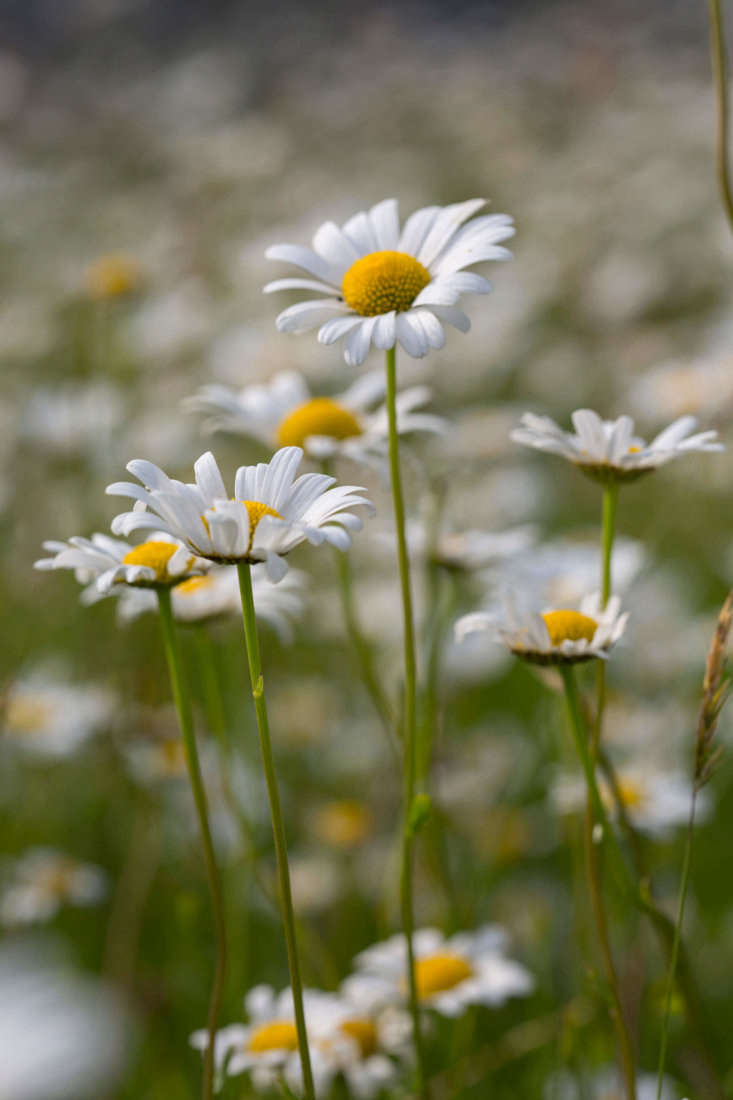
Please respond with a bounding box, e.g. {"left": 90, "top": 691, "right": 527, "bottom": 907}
{"left": 708, "top": 0, "right": 733, "bottom": 233}
{"left": 156, "top": 588, "right": 227, "bottom": 1100}
{"left": 194, "top": 627, "right": 230, "bottom": 748}
{"left": 385, "top": 345, "right": 429, "bottom": 1100}
{"left": 236, "top": 562, "right": 315, "bottom": 1100}
{"left": 656, "top": 790, "right": 698, "bottom": 1099}
{"left": 600, "top": 484, "right": 618, "bottom": 610}
{"left": 561, "top": 665, "right": 637, "bottom": 1100}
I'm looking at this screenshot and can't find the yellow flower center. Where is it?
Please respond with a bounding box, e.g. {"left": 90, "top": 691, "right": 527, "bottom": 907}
{"left": 176, "top": 576, "right": 214, "bottom": 596}
{"left": 415, "top": 953, "right": 473, "bottom": 999}
{"left": 616, "top": 777, "right": 645, "bottom": 810}
{"left": 122, "top": 540, "right": 180, "bottom": 582}
{"left": 312, "top": 800, "right": 373, "bottom": 850}
{"left": 201, "top": 501, "right": 283, "bottom": 554}
{"left": 160, "top": 739, "right": 186, "bottom": 774}
{"left": 340, "top": 1017, "right": 378, "bottom": 1059}
{"left": 342, "top": 250, "right": 431, "bottom": 316}
{"left": 277, "top": 398, "right": 363, "bottom": 448}
{"left": 247, "top": 1021, "right": 299, "bottom": 1054}
{"left": 37, "top": 863, "right": 76, "bottom": 895}
{"left": 627, "top": 445, "right": 641, "bottom": 454}
{"left": 87, "top": 254, "right": 141, "bottom": 300}
{"left": 5, "top": 697, "right": 52, "bottom": 734}
{"left": 541, "top": 610, "right": 598, "bottom": 646}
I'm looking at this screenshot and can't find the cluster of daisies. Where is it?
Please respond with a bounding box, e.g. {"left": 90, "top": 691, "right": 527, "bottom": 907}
{"left": 191, "top": 926, "right": 533, "bottom": 1098}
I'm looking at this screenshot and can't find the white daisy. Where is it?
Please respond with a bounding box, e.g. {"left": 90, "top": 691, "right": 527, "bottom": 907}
{"left": 0, "top": 848, "right": 107, "bottom": 927}
{"left": 34, "top": 531, "right": 203, "bottom": 598}
{"left": 456, "top": 593, "right": 628, "bottom": 666}
{"left": 351, "top": 925, "right": 534, "bottom": 1017}
{"left": 116, "top": 564, "right": 306, "bottom": 642}
{"left": 107, "top": 447, "right": 373, "bottom": 582}
{"left": 544, "top": 1066, "right": 680, "bottom": 1100}
{"left": 2, "top": 673, "right": 115, "bottom": 757}
{"left": 185, "top": 368, "right": 446, "bottom": 461}
{"left": 511, "top": 408, "right": 723, "bottom": 484}
{"left": 190, "top": 985, "right": 336, "bottom": 1096}
{"left": 264, "top": 198, "right": 514, "bottom": 366}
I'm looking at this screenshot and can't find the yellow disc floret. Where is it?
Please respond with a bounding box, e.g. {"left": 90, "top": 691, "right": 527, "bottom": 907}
{"left": 277, "top": 398, "right": 363, "bottom": 448}
{"left": 541, "top": 610, "right": 598, "bottom": 646}
{"left": 342, "top": 250, "right": 431, "bottom": 316}
{"left": 340, "top": 1017, "right": 378, "bottom": 1059}
{"left": 175, "top": 576, "right": 214, "bottom": 596}
{"left": 122, "top": 540, "right": 180, "bottom": 583}
{"left": 87, "top": 254, "right": 141, "bottom": 300}
{"left": 241, "top": 501, "right": 283, "bottom": 549}
{"left": 312, "top": 800, "right": 373, "bottom": 849}
{"left": 247, "top": 1021, "right": 299, "bottom": 1054}
{"left": 616, "top": 777, "right": 645, "bottom": 810}
{"left": 5, "top": 697, "right": 52, "bottom": 734}
{"left": 415, "top": 953, "right": 473, "bottom": 999}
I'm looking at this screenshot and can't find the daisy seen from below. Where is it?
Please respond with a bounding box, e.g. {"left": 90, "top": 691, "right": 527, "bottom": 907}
{"left": 264, "top": 198, "right": 514, "bottom": 365}
{"left": 511, "top": 409, "right": 723, "bottom": 484}
{"left": 185, "top": 368, "right": 446, "bottom": 461}
{"left": 455, "top": 592, "right": 628, "bottom": 667}
{"left": 351, "top": 926, "right": 534, "bottom": 1017}
{"left": 107, "top": 447, "right": 373, "bottom": 583}
{"left": 0, "top": 848, "right": 107, "bottom": 927}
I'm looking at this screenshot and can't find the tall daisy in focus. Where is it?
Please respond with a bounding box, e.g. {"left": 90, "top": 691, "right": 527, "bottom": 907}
{"left": 266, "top": 198, "right": 514, "bottom": 1100}
{"left": 108, "top": 445, "right": 372, "bottom": 1100}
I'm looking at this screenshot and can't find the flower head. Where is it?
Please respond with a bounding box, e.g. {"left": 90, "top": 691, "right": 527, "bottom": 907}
{"left": 0, "top": 848, "right": 107, "bottom": 927}
{"left": 107, "top": 447, "right": 373, "bottom": 582}
{"left": 456, "top": 593, "right": 628, "bottom": 666}
{"left": 2, "top": 672, "right": 115, "bottom": 757}
{"left": 35, "top": 531, "right": 203, "bottom": 597}
{"left": 86, "top": 254, "right": 142, "bottom": 300}
{"left": 265, "top": 198, "right": 514, "bottom": 365}
{"left": 351, "top": 926, "right": 533, "bottom": 1017}
{"left": 185, "top": 368, "right": 445, "bottom": 462}
{"left": 512, "top": 409, "right": 723, "bottom": 484}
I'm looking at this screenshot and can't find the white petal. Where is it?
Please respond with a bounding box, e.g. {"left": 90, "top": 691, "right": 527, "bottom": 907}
{"left": 368, "top": 198, "right": 400, "bottom": 250}
{"left": 317, "top": 315, "right": 362, "bottom": 345}
{"left": 397, "top": 205, "right": 441, "bottom": 256}
{"left": 194, "top": 452, "right": 227, "bottom": 504}
{"left": 372, "top": 310, "right": 397, "bottom": 350}
{"left": 276, "top": 299, "right": 350, "bottom": 334}
{"left": 344, "top": 317, "right": 378, "bottom": 367}
{"left": 417, "top": 199, "right": 486, "bottom": 268}
{"left": 312, "top": 220, "right": 360, "bottom": 274}
{"left": 263, "top": 277, "right": 341, "bottom": 296}
{"left": 265, "top": 243, "right": 341, "bottom": 285}
{"left": 395, "top": 313, "right": 428, "bottom": 358}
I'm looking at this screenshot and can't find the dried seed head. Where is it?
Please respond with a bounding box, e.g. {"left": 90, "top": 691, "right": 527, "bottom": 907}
{"left": 695, "top": 590, "right": 733, "bottom": 788}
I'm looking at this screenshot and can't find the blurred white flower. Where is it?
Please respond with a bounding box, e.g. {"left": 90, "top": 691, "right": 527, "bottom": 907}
{"left": 0, "top": 849, "right": 107, "bottom": 926}
{"left": 3, "top": 673, "right": 115, "bottom": 757}
{"left": 544, "top": 1066, "right": 680, "bottom": 1100}
{"left": 20, "top": 382, "right": 124, "bottom": 461}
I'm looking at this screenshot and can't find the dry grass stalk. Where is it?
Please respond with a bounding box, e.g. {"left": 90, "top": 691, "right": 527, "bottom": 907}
{"left": 694, "top": 589, "right": 733, "bottom": 790}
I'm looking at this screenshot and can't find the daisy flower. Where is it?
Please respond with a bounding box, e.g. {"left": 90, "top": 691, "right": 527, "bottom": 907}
{"left": 511, "top": 408, "right": 723, "bottom": 484}
{"left": 351, "top": 926, "right": 534, "bottom": 1017}
{"left": 190, "top": 985, "right": 336, "bottom": 1096}
{"left": 543, "top": 1066, "right": 680, "bottom": 1100}
{"left": 2, "top": 672, "right": 115, "bottom": 757}
{"left": 264, "top": 198, "right": 514, "bottom": 365}
{"left": 456, "top": 593, "right": 628, "bottom": 666}
{"left": 107, "top": 447, "right": 373, "bottom": 582}
{"left": 116, "top": 564, "right": 306, "bottom": 642}
{"left": 185, "top": 368, "right": 446, "bottom": 461}
{"left": 0, "top": 848, "right": 107, "bottom": 927}
{"left": 35, "top": 531, "right": 203, "bottom": 598}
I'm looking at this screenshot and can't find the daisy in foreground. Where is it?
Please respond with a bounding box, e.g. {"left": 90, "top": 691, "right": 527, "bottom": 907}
{"left": 351, "top": 926, "right": 534, "bottom": 1017}
{"left": 455, "top": 593, "right": 628, "bottom": 666}
{"left": 264, "top": 198, "right": 514, "bottom": 365}
{"left": 511, "top": 409, "right": 723, "bottom": 483}
{"left": 186, "top": 368, "right": 445, "bottom": 462}
{"left": 107, "top": 447, "right": 373, "bottom": 582}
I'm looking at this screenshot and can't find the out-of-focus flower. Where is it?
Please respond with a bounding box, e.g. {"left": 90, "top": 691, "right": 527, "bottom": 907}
{"left": 512, "top": 409, "right": 722, "bottom": 484}
{"left": 352, "top": 926, "right": 533, "bottom": 1016}
{"left": 20, "top": 383, "right": 124, "bottom": 460}
{"left": 630, "top": 354, "right": 733, "bottom": 424}
{"left": 456, "top": 593, "right": 628, "bottom": 666}
{"left": 108, "top": 448, "right": 373, "bottom": 582}
{"left": 86, "top": 254, "right": 142, "bottom": 300}
{"left": 186, "top": 368, "right": 445, "bottom": 462}
{"left": 0, "top": 849, "right": 107, "bottom": 926}
{"left": 265, "top": 198, "right": 514, "bottom": 365}
{"left": 35, "top": 532, "right": 204, "bottom": 598}
{"left": 2, "top": 673, "right": 115, "bottom": 757}
{"left": 0, "top": 944, "right": 130, "bottom": 1099}
{"left": 308, "top": 800, "right": 374, "bottom": 850}
{"left": 117, "top": 564, "right": 306, "bottom": 642}
{"left": 543, "top": 1066, "right": 680, "bottom": 1100}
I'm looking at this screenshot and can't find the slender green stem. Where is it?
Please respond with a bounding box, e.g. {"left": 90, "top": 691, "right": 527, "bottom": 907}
{"left": 194, "top": 627, "right": 230, "bottom": 748}
{"left": 656, "top": 790, "right": 699, "bottom": 1099}
{"left": 385, "top": 345, "right": 429, "bottom": 1100}
{"left": 561, "top": 665, "right": 636, "bottom": 1100}
{"left": 708, "top": 0, "right": 733, "bottom": 233}
{"left": 333, "top": 544, "right": 398, "bottom": 750}
{"left": 156, "top": 588, "right": 227, "bottom": 1100}
{"left": 236, "top": 562, "right": 315, "bottom": 1100}
{"left": 600, "top": 484, "right": 618, "bottom": 611}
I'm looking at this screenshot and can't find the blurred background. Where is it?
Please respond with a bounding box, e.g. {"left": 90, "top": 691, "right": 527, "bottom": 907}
{"left": 3, "top": 1, "right": 733, "bottom": 1097}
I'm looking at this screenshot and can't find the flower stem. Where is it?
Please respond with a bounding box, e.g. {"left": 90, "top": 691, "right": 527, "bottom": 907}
{"left": 385, "top": 345, "right": 429, "bottom": 1100}
{"left": 600, "top": 484, "right": 618, "bottom": 610}
{"left": 656, "top": 789, "right": 699, "bottom": 1099}
{"left": 156, "top": 588, "right": 227, "bottom": 1100}
{"left": 236, "top": 562, "right": 315, "bottom": 1100}
{"left": 560, "top": 664, "right": 636, "bottom": 1100}
{"left": 707, "top": 0, "right": 733, "bottom": 233}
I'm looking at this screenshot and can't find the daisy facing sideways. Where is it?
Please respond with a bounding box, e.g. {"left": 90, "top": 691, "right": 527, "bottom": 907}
{"left": 456, "top": 593, "right": 628, "bottom": 667}
{"left": 107, "top": 447, "right": 374, "bottom": 582}
{"left": 512, "top": 408, "right": 722, "bottom": 484}
{"left": 265, "top": 198, "right": 514, "bottom": 365}
{"left": 351, "top": 926, "right": 534, "bottom": 1017}
{"left": 185, "top": 368, "right": 445, "bottom": 462}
